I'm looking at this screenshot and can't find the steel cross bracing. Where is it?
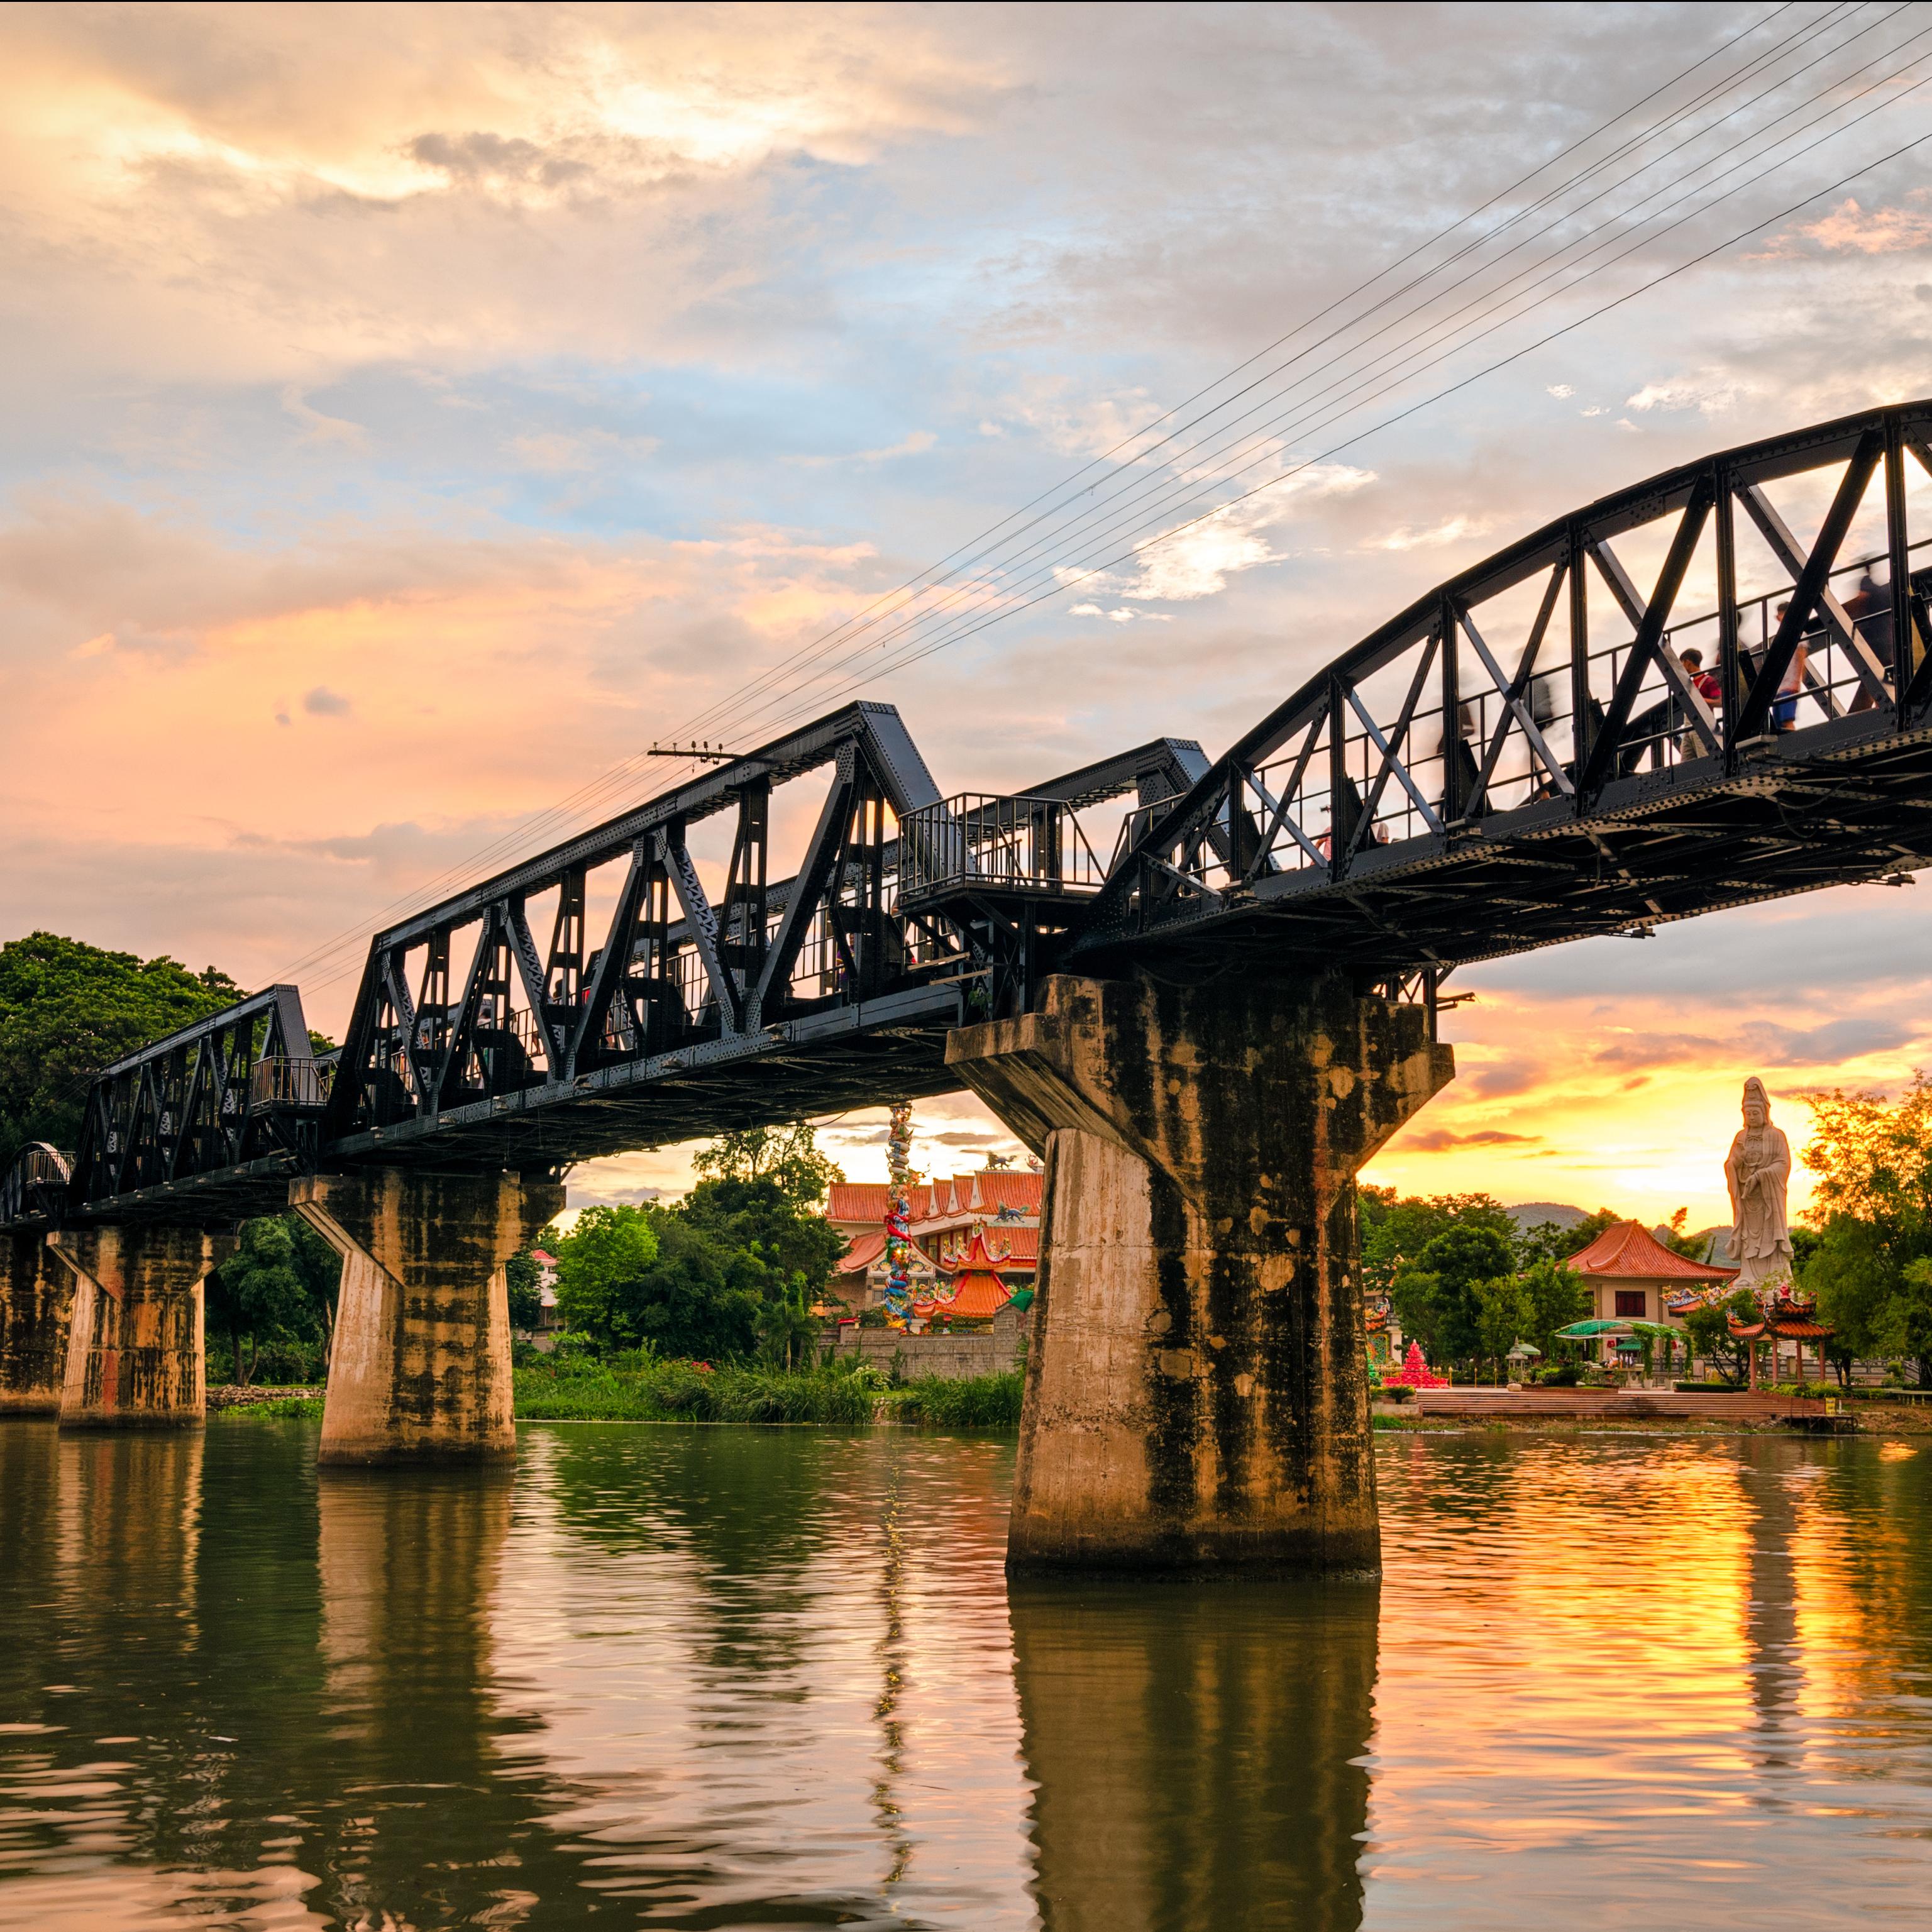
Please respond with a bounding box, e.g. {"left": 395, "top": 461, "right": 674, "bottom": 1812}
{"left": 1073, "top": 400, "right": 1932, "bottom": 981}
{"left": 10, "top": 400, "right": 1932, "bottom": 1232}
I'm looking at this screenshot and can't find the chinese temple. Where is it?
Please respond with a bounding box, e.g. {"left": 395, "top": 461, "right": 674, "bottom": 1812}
{"left": 914, "top": 1221, "right": 1015, "bottom": 1323}
{"left": 824, "top": 1167, "right": 1042, "bottom": 1313}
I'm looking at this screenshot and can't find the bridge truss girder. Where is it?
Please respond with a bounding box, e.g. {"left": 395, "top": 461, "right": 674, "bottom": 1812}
{"left": 1075, "top": 400, "right": 1932, "bottom": 978}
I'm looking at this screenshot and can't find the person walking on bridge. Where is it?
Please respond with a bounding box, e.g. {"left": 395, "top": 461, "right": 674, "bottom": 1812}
{"left": 1675, "top": 647, "right": 1721, "bottom": 757}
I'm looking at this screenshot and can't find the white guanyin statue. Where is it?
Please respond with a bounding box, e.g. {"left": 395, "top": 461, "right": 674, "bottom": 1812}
{"left": 1725, "top": 1076, "right": 1795, "bottom": 1298}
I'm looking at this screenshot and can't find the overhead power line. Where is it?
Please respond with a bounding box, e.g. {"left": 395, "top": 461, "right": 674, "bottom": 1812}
{"left": 278, "top": 5, "right": 1923, "bottom": 995}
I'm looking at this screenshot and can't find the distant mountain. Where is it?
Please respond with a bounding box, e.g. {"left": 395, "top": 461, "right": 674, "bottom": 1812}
{"left": 1504, "top": 1201, "right": 1589, "bottom": 1230}
{"left": 1689, "top": 1225, "right": 1735, "bottom": 1264}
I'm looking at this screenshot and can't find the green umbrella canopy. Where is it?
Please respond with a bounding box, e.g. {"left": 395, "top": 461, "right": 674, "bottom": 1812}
{"left": 1506, "top": 1340, "right": 1542, "bottom": 1360}
{"left": 1555, "top": 1319, "right": 1634, "bottom": 1337}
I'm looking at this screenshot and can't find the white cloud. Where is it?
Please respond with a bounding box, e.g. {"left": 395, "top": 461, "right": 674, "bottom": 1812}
{"left": 1625, "top": 374, "right": 1747, "bottom": 417}
{"left": 508, "top": 429, "right": 662, "bottom": 474}
{"left": 791, "top": 429, "right": 937, "bottom": 468}
{"left": 1361, "top": 513, "right": 1493, "bottom": 554}
{"left": 1763, "top": 194, "right": 1932, "bottom": 258}
{"left": 1113, "top": 463, "right": 1373, "bottom": 602}
{"left": 1547, "top": 384, "right": 1574, "bottom": 399}
{"left": 280, "top": 387, "right": 367, "bottom": 449}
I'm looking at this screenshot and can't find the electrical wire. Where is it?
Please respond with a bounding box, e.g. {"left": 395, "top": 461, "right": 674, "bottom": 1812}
{"left": 277, "top": 6, "right": 1918, "bottom": 993}
{"left": 267, "top": 4, "right": 1820, "bottom": 988}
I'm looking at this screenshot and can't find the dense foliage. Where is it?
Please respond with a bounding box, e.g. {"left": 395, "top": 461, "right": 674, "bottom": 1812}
{"left": 511, "top": 1351, "right": 1022, "bottom": 1428}
{"left": 1801, "top": 1076, "right": 1932, "bottom": 1384}
{"left": 1362, "top": 1186, "right": 1598, "bottom": 1377}
{"left": 505, "top": 1248, "right": 544, "bottom": 1332}
{"left": 549, "top": 1123, "right": 846, "bottom": 1365}
{"left": 0, "top": 931, "right": 244, "bottom": 1166}
{"left": 206, "top": 1213, "right": 341, "bottom": 1386}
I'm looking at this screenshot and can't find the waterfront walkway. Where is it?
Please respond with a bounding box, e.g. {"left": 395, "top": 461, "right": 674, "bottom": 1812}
{"left": 1398, "top": 1389, "right": 1828, "bottom": 1421}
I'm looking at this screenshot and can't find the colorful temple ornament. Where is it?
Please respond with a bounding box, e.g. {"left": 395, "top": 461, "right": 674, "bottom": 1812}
{"left": 882, "top": 1099, "right": 917, "bottom": 1328}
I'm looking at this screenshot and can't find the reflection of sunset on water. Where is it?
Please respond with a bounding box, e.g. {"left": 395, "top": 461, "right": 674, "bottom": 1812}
{"left": 4, "top": 1425, "right": 1932, "bottom": 1927}
{"left": 1368, "top": 1438, "right": 1932, "bottom": 1926}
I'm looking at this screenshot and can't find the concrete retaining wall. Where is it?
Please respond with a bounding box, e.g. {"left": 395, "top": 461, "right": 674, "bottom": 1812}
{"left": 829, "top": 1306, "right": 1029, "bottom": 1380}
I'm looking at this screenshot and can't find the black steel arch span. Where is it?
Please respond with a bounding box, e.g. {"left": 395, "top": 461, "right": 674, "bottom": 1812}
{"left": 1069, "top": 399, "right": 1932, "bottom": 979}
{"left": 9, "top": 399, "right": 1932, "bottom": 1233}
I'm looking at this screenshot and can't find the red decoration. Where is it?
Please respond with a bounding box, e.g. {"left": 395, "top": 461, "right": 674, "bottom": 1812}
{"left": 1381, "top": 1341, "right": 1449, "bottom": 1388}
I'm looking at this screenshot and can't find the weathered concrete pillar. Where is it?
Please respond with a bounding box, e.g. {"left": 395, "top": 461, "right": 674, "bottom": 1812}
{"left": 45, "top": 1225, "right": 228, "bottom": 1429}
{"left": 292, "top": 1169, "right": 564, "bottom": 1466}
{"left": 1, "top": 1231, "right": 77, "bottom": 1413}
{"left": 948, "top": 969, "right": 1450, "bottom": 1573}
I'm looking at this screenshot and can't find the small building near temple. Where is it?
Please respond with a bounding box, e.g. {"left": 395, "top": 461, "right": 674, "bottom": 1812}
{"left": 1567, "top": 1219, "right": 1736, "bottom": 1329}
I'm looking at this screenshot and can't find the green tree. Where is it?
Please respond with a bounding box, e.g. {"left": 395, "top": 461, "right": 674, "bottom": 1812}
{"left": 505, "top": 1248, "right": 544, "bottom": 1332}
{"left": 691, "top": 1122, "right": 844, "bottom": 1206}
{"left": 622, "top": 1215, "right": 762, "bottom": 1360}
{"left": 757, "top": 1288, "right": 822, "bottom": 1371}
{"left": 1389, "top": 1267, "right": 1445, "bottom": 1364}
{"left": 680, "top": 1175, "right": 846, "bottom": 1300}
{"left": 1797, "top": 1077, "right": 1932, "bottom": 1384}
{"left": 1518, "top": 1257, "right": 1591, "bottom": 1355}
{"left": 1473, "top": 1274, "right": 1533, "bottom": 1381}
{"left": 1360, "top": 1188, "right": 1518, "bottom": 1296}
{"left": 1410, "top": 1222, "right": 1515, "bottom": 1366}
{"left": 1806, "top": 1215, "right": 1900, "bottom": 1375}
{"left": 206, "top": 1213, "right": 339, "bottom": 1386}
{"left": 549, "top": 1205, "right": 766, "bottom": 1360}
{"left": 1893, "top": 1260, "right": 1932, "bottom": 1389}
{"left": 1683, "top": 1289, "right": 1761, "bottom": 1388}
{"left": 1515, "top": 1206, "right": 1621, "bottom": 1267}
{"left": 550, "top": 1205, "right": 661, "bottom": 1342}
{"left": 0, "top": 931, "right": 243, "bottom": 1165}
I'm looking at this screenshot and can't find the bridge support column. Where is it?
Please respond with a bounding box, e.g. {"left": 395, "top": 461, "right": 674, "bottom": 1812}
{"left": 949, "top": 970, "right": 1451, "bottom": 1574}
{"left": 45, "top": 1227, "right": 226, "bottom": 1429}
{"left": 1, "top": 1232, "right": 76, "bottom": 1413}
{"left": 292, "top": 1170, "right": 565, "bottom": 1466}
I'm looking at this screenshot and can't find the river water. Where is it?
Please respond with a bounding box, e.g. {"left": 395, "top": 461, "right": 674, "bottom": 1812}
{"left": 1, "top": 1420, "right": 1929, "bottom": 1930}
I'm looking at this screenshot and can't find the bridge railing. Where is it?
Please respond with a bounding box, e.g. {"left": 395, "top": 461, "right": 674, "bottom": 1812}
{"left": 248, "top": 1057, "right": 334, "bottom": 1110}
{"left": 899, "top": 794, "right": 1108, "bottom": 904}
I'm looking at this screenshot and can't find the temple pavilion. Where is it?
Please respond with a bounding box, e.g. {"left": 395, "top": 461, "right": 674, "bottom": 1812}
{"left": 1555, "top": 1220, "right": 1735, "bottom": 1366}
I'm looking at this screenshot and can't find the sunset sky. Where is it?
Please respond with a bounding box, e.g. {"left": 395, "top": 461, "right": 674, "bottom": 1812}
{"left": 5, "top": 2, "right": 1932, "bottom": 1226}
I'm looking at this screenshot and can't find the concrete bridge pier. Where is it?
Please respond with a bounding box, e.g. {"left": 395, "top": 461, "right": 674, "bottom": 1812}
{"left": 292, "top": 1170, "right": 565, "bottom": 1466}
{"left": 949, "top": 969, "right": 1451, "bottom": 1574}
{"left": 1, "top": 1232, "right": 77, "bottom": 1413}
{"left": 45, "top": 1226, "right": 229, "bottom": 1429}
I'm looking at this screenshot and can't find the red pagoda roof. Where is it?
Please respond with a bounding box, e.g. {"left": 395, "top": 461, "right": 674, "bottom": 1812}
{"left": 914, "top": 1272, "right": 1010, "bottom": 1320}
{"left": 1568, "top": 1220, "right": 1735, "bottom": 1282}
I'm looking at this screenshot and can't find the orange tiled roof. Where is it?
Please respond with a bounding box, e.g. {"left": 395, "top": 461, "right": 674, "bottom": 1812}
{"left": 836, "top": 1230, "right": 886, "bottom": 1275}
{"left": 1567, "top": 1220, "right": 1735, "bottom": 1283}
{"left": 827, "top": 1183, "right": 892, "bottom": 1225}
{"left": 826, "top": 1173, "right": 1041, "bottom": 1235}
{"left": 975, "top": 1173, "right": 1043, "bottom": 1215}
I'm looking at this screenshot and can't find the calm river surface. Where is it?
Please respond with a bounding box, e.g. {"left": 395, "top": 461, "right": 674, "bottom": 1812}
{"left": 2, "top": 1421, "right": 1930, "bottom": 1929}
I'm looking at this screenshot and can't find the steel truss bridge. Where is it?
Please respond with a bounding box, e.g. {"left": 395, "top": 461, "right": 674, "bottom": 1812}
{"left": 9, "top": 400, "right": 1932, "bottom": 1234}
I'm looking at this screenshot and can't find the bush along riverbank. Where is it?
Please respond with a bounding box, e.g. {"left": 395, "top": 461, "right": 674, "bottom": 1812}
{"left": 511, "top": 1354, "right": 1024, "bottom": 1428}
